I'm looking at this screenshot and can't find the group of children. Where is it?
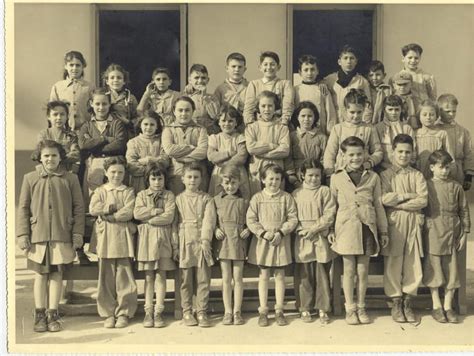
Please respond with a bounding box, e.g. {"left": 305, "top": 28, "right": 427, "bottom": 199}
{"left": 17, "top": 43, "right": 472, "bottom": 333}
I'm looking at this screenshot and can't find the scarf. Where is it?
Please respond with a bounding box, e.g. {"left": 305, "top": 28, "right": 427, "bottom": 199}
{"left": 337, "top": 69, "right": 358, "bottom": 88}
{"left": 383, "top": 117, "right": 404, "bottom": 137}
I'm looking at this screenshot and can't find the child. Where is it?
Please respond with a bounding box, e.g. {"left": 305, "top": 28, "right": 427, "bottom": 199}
{"left": 134, "top": 162, "right": 177, "bottom": 328}
{"left": 78, "top": 88, "right": 127, "bottom": 196}
{"left": 390, "top": 71, "right": 421, "bottom": 129}
{"left": 89, "top": 157, "right": 137, "bottom": 328}
{"left": 36, "top": 100, "right": 80, "bottom": 173}
{"left": 245, "top": 91, "right": 290, "bottom": 195}
{"left": 294, "top": 55, "right": 336, "bottom": 135}
{"left": 437, "top": 94, "right": 474, "bottom": 190}
{"left": 367, "top": 60, "right": 392, "bottom": 124}
{"left": 423, "top": 150, "right": 470, "bottom": 323}
{"left": 286, "top": 101, "right": 327, "bottom": 189}
{"left": 213, "top": 164, "right": 251, "bottom": 325}
{"left": 214, "top": 53, "right": 248, "bottom": 115}
{"left": 395, "top": 43, "right": 437, "bottom": 102}
{"left": 415, "top": 100, "right": 448, "bottom": 179}
{"left": 208, "top": 104, "right": 250, "bottom": 199}
{"left": 292, "top": 159, "right": 336, "bottom": 324}
{"left": 375, "top": 95, "right": 416, "bottom": 171}
{"left": 174, "top": 162, "right": 216, "bottom": 328}
{"left": 323, "top": 45, "right": 371, "bottom": 123}
{"left": 246, "top": 164, "right": 298, "bottom": 327}
{"left": 50, "top": 50, "right": 94, "bottom": 130}
{"left": 126, "top": 111, "right": 169, "bottom": 194}
{"left": 102, "top": 63, "right": 138, "bottom": 138}
{"left": 183, "top": 64, "right": 220, "bottom": 134}
{"left": 329, "top": 136, "right": 388, "bottom": 325}
{"left": 380, "top": 134, "right": 428, "bottom": 323}
{"left": 162, "top": 96, "right": 209, "bottom": 195}
{"left": 17, "top": 140, "right": 85, "bottom": 332}
{"left": 323, "top": 89, "right": 383, "bottom": 178}
{"left": 137, "top": 67, "right": 180, "bottom": 126}
{"left": 243, "top": 51, "right": 294, "bottom": 125}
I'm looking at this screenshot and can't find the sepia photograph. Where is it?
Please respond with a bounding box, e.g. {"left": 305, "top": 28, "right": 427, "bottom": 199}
{"left": 6, "top": 0, "right": 474, "bottom": 353}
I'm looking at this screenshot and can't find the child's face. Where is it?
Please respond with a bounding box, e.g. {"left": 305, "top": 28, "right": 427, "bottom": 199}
{"left": 226, "top": 59, "right": 246, "bottom": 82}
{"left": 303, "top": 168, "right": 322, "bottom": 189}
{"left": 262, "top": 170, "right": 282, "bottom": 193}
{"left": 393, "top": 82, "right": 412, "bottom": 96}
{"left": 345, "top": 103, "right": 364, "bottom": 124}
{"left": 105, "top": 70, "right": 125, "bottom": 91}
{"left": 140, "top": 117, "right": 158, "bottom": 137}
{"left": 221, "top": 176, "right": 240, "bottom": 195}
{"left": 149, "top": 174, "right": 165, "bottom": 191}
{"left": 419, "top": 106, "right": 437, "bottom": 128}
{"left": 368, "top": 70, "right": 386, "bottom": 87}
{"left": 218, "top": 115, "right": 237, "bottom": 134}
{"left": 65, "top": 58, "right": 84, "bottom": 79}
{"left": 258, "top": 97, "right": 276, "bottom": 122}
{"left": 298, "top": 108, "right": 315, "bottom": 131}
{"left": 402, "top": 50, "right": 421, "bottom": 71}
{"left": 392, "top": 143, "right": 413, "bottom": 168}
{"left": 430, "top": 162, "right": 451, "bottom": 180}
{"left": 439, "top": 103, "right": 457, "bottom": 123}
{"left": 40, "top": 147, "right": 61, "bottom": 172}
{"left": 338, "top": 52, "right": 357, "bottom": 73}
{"left": 105, "top": 164, "right": 125, "bottom": 187}
{"left": 153, "top": 73, "right": 172, "bottom": 92}
{"left": 259, "top": 57, "right": 280, "bottom": 80}
{"left": 384, "top": 105, "right": 402, "bottom": 122}
{"left": 188, "top": 71, "right": 209, "bottom": 91}
{"left": 174, "top": 100, "right": 194, "bottom": 125}
{"left": 48, "top": 106, "right": 68, "bottom": 128}
{"left": 299, "top": 62, "right": 318, "bottom": 82}
{"left": 342, "top": 146, "right": 364, "bottom": 170}
{"left": 182, "top": 169, "right": 202, "bottom": 192}
{"left": 91, "top": 94, "right": 111, "bottom": 120}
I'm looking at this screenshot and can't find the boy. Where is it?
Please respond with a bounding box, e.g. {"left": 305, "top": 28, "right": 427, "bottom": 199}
{"left": 183, "top": 64, "right": 221, "bottom": 134}
{"left": 380, "top": 134, "right": 428, "bottom": 323}
{"left": 437, "top": 94, "right": 474, "bottom": 190}
{"left": 294, "top": 54, "right": 337, "bottom": 135}
{"left": 323, "top": 45, "right": 371, "bottom": 123}
{"left": 394, "top": 43, "right": 437, "bottom": 102}
{"left": 214, "top": 53, "right": 248, "bottom": 115}
{"left": 367, "top": 60, "right": 391, "bottom": 124}
{"left": 174, "top": 162, "right": 216, "bottom": 327}
{"left": 423, "top": 150, "right": 470, "bottom": 323}
{"left": 243, "top": 51, "right": 294, "bottom": 125}
{"left": 390, "top": 71, "right": 421, "bottom": 129}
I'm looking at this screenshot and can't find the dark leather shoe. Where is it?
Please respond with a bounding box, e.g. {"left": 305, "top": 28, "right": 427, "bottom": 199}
{"left": 403, "top": 296, "right": 416, "bottom": 323}
{"left": 445, "top": 309, "right": 459, "bottom": 323}
{"left": 34, "top": 308, "right": 47, "bottom": 332}
{"left": 258, "top": 313, "right": 269, "bottom": 327}
{"left": 275, "top": 311, "right": 288, "bottom": 326}
{"left": 197, "top": 312, "right": 211, "bottom": 328}
{"left": 391, "top": 298, "right": 406, "bottom": 323}
{"left": 183, "top": 311, "right": 198, "bottom": 326}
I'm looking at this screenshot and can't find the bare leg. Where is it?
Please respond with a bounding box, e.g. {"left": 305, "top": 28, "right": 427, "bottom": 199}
{"left": 258, "top": 268, "right": 270, "bottom": 313}
{"left": 233, "top": 261, "right": 244, "bottom": 314}
{"left": 274, "top": 268, "right": 286, "bottom": 311}
{"left": 342, "top": 256, "right": 356, "bottom": 306}
{"left": 220, "top": 260, "right": 233, "bottom": 315}
{"left": 144, "top": 271, "right": 155, "bottom": 310}
{"left": 356, "top": 256, "right": 370, "bottom": 306}
{"left": 155, "top": 270, "right": 167, "bottom": 312}
{"left": 34, "top": 273, "right": 48, "bottom": 309}
{"left": 444, "top": 288, "right": 455, "bottom": 311}
{"left": 430, "top": 287, "right": 442, "bottom": 309}
{"left": 48, "top": 271, "right": 63, "bottom": 310}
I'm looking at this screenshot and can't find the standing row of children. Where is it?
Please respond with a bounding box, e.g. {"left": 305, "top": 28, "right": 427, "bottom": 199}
{"left": 17, "top": 42, "right": 472, "bottom": 333}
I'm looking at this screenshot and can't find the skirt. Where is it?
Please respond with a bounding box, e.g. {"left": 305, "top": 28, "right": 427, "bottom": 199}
{"left": 137, "top": 257, "right": 176, "bottom": 272}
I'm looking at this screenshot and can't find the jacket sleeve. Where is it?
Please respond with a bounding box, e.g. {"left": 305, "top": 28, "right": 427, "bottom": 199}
{"left": 426, "top": 74, "right": 437, "bottom": 102}
{"left": 323, "top": 126, "right": 339, "bottom": 173}
{"left": 126, "top": 139, "right": 146, "bottom": 177}
{"left": 16, "top": 175, "right": 32, "bottom": 239}
{"left": 200, "top": 196, "right": 216, "bottom": 242}
{"left": 309, "top": 187, "right": 336, "bottom": 233}
{"left": 279, "top": 194, "right": 298, "bottom": 235}
{"left": 187, "top": 127, "right": 208, "bottom": 161}
{"left": 113, "top": 189, "right": 135, "bottom": 222}
{"left": 246, "top": 195, "right": 265, "bottom": 237}
{"left": 50, "top": 84, "right": 59, "bottom": 101}
{"left": 284, "top": 133, "right": 297, "bottom": 176}
{"left": 227, "top": 135, "right": 248, "bottom": 165}
{"left": 462, "top": 128, "right": 474, "bottom": 176}
{"left": 207, "top": 134, "right": 230, "bottom": 164}
{"left": 78, "top": 123, "right": 106, "bottom": 150}
{"left": 280, "top": 80, "right": 295, "bottom": 123}
{"left": 261, "top": 125, "right": 290, "bottom": 160}
{"left": 149, "top": 192, "right": 176, "bottom": 226}
{"left": 136, "top": 90, "right": 151, "bottom": 114}
{"left": 243, "top": 81, "right": 257, "bottom": 125}
{"left": 457, "top": 185, "right": 471, "bottom": 234}
{"left": 203, "top": 94, "right": 220, "bottom": 120}
{"left": 373, "top": 175, "right": 388, "bottom": 235}
{"left": 396, "top": 172, "right": 428, "bottom": 211}
{"left": 89, "top": 189, "right": 108, "bottom": 217}
{"left": 324, "top": 90, "right": 338, "bottom": 134}
{"left": 367, "top": 126, "right": 384, "bottom": 168}
{"left": 133, "top": 191, "right": 152, "bottom": 221}
{"left": 70, "top": 174, "right": 85, "bottom": 236}
{"left": 245, "top": 124, "right": 273, "bottom": 155}
{"left": 162, "top": 127, "right": 194, "bottom": 158}
{"left": 380, "top": 171, "right": 402, "bottom": 207}
{"left": 102, "top": 120, "right": 127, "bottom": 154}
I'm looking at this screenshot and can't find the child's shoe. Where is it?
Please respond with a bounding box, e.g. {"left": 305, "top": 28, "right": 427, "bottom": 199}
{"left": 319, "top": 311, "right": 330, "bottom": 325}
{"left": 258, "top": 313, "right": 269, "bottom": 327}
{"left": 356, "top": 305, "right": 371, "bottom": 324}
{"left": 46, "top": 309, "right": 61, "bottom": 332}
{"left": 431, "top": 308, "right": 447, "bottom": 323}
{"left": 197, "top": 311, "right": 211, "bottom": 328}
{"left": 104, "top": 316, "right": 115, "bottom": 328}
{"left": 445, "top": 309, "right": 459, "bottom": 323}
{"left": 403, "top": 295, "right": 416, "bottom": 323}
{"left": 183, "top": 311, "right": 198, "bottom": 326}
{"left": 344, "top": 304, "right": 359, "bottom": 325}
{"left": 115, "top": 315, "right": 129, "bottom": 328}
{"left": 222, "top": 313, "right": 233, "bottom": 325}
{"left": 154, "top": 312, "right": 165, "bottom": 328}
{"left": 233, "top": 312, "right": 244, "bottom": 325}
{"left": 300, "top": 311, "right": 313, "bottom": 323}
{"left": 391, "top": 298, "right": 406, "bottom": 323}
{"left": 33, "top": 308, "right": 47, "bottom": 332}
{"left": 143, "top": 307, "right": 154, "bottom": 328}
{"left": 275, "top": 310, "right": 288, "bottom": 326}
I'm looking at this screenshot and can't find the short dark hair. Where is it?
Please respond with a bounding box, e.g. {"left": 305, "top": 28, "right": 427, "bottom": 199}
{"left": 103, "top": 156, "right": 127, "bottom": 172}
{"left": 102, "top": 63, "right": 130, "bottom": 88}
{"left": 381, "top": 95, "right": 407, "bottom": 121}
{"left": 87, "top": 87, "right": 112, "bottom": 115}
{"left": 297, "top": 54, "right": 318, "bottom": 71}
{"left": 290, "top": 101, "right": 320, "bottom": 129}
{"left": 392, "top": 134, "right": 414, "bottom": 150}
{"left": 339, "top": 45, "right": 358, "bottom": 59}
{"left": 219, "top": 103, "right": 243, "bottom": 128}
{"left": 46, "top": 100, "right": 71, "bottom": 130}
{"left": 226, "top": 52, "right": 246, "bottom": 65}
{"left": 368, "top": 60, "right": 385, "bottom": 74}
{"left": 343, "top": 89, "right": 368, "bottom": 109}
{"left": 189, "top": 64, "right": 208, "bottom": 75}
{"left": 145, "top": 161, "right": 168, "bottom": 188}
{"left": 63, "top": 50, "right": 87, "bottom": 79}
{"left": 259, "top": 51, "right": 280, "bottom": 65}
{"left": 340, "top": 136, "right": 365, "bottom": 152}
{"left": 437, "top": 93, "right": 459, "bottom": 106}
{"left": 256, "top": 90, "right": 281, "bottom": 113}
{"left": 418, "top": 99, "right": 439, "bottom": 118}
{"left": 402, "top": 43, "right": 423, "bottom": 56}
{"left": 260, "top": 163, "right": 284, "bottom": 181}
{"left": 182, "top": 162, "right": 203, "bottom": 176}
{"left": 300, "top": 159, "right": 325, "bottom": 185}
{"left": 136, "top": 111, "right": 164, "bottom": 135}
{"left": 33, "top": 140, "right": 67, "bottom": 162}
{"left": 173, "top": 96, "right": 196, "bottom": 112}
{"left": 152, "top": 67, "right": 171, "bottom": 79}
{"left": 428, "top": 150, "right": 453, "bottom": 167}
{"left": 220, "top": 164, "right": 241, "bottom": 181}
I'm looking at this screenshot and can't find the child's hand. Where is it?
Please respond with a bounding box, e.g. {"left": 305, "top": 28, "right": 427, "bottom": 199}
{"left": 363, "top": 161, "right": 373, "bottom": 170}
{"left": 108, "top": 204, "right": 117, "bottom": 214}
{"left": 271, "top": 231, "right": 282, "bottom": 246}
{"left": 463, "top": 180, "right": 472, "bottom": 191}
{"left": 262, "top": 231, "right": 274, "bottom": 242}
{"left": 328, "top": 232, "right": 336, "bottom": 244}
{"left": 215, "top": 227, "right": 226, "bottom": 240}
{"left": 145, "top": 82, "right": 155, "bottom": 93}
{"left": 380, "top": 233, "right": 389, "bottom": 248}
{"left": 306, "top": 230, "right": 319, "bottom": 243}
{"left": 138, "top": 157, "right": 149, "bottom": 166}
{"left": 298, "top": 229, "right": 309, "bottom": 238}
{"left": 102, "top": 214, "right": 116, "bottom": 223}
{"left": 457, "top": 233, "right": 467, "bottom": 251}
{"left": 172, "top": 246, "right": 179, "bottom": 262}
{"left": 184, "top": 84, "right": 195, "bottom": 95}
{"left": 152, "top": 208, "right": 164, "bottom": 216}
{"left": 201, "top": 240, "right": 213, "bottom": 264}
{"left": 18, "top": 236, "right": 31, "bottom": 251}
{"left": 240, "top": 228, "right": 251, "bottom": 240}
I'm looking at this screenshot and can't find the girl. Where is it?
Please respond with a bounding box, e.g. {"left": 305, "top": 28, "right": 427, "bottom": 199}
{"left": 375, "top": 95, "right": 416, "bottom": 171}
{"left": 36, "top": 100, "right": 80, "bottom": 173}
{"left": 286, "top": 101, "right": 327, "bottom": 190}
{"left": 89, "top": 157, "right": 137, "bottom": 328}
{"left": 207, "top": 103, "right": 250, "bottom": 199}
{"left": 126, "top": 111, "right": 169, "bottom": 194}
{"left": 323, "top": 89, "right": 383, "bottom": 177}
{"left": 17, "top": 140, "right": 85, "bottom": 332}
{"left": 246, "top": 164, "right": 298, "bottom": 327}
{"left": 162, "top": 96, "right": 209, "bottom": 195}
{"left": 292, "top": 159, "right": 337, "bottom": 324}
{"left": 245, "top": 91, "right": 290, "bottom": 195}
{"left": 134, "top": 162, "right": 177, "bottom": 328}
{"left": 415, "top": 100, "right": 448, "bottom": 178}
{"left": 213, "top": 165, "right": 250, "bottom": 325}
{"left": 102, "top": 63, "right": 139, "bottom": 138}
{"left": 50, "top": 51, "right": 94, "bottom": 130}
{"left": 78, "top": 88, "right": 127, "bottom": 196}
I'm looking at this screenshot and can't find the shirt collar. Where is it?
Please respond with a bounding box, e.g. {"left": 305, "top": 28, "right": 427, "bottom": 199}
{"left": 345, "top": 165, "right": 365, "bottom": 174}
{"left": 262, "top": 188, "right": 281, "bottom": 197}
{"left": 151, "top": 89, "right": 173, "bottom": 99}
{"left": 36, "top": 164, "right": 65, "bottom": 177}
{"left": 391, "top": 163, "right": 412, "bottom": 174}
{"left": 104, "top": 183, "right": 127, "bottom": 191}
{"left": 220, "top": 190, "right": 242, "bottom": 198}
{"left": 297, "top": 127, "right": 318, "bottom": 137}
{"left": 146, "top": 188, "right": 165, "bottom": 197}
{"left": 170, "top": 121, "right": 198, "bottom": 128}
{"left": 66, "top": 77, "right": 85, "bottom": 87}
{"left": 91, "top": 115, "right": 114, "bottom": 123}
{"left": 262, "top": 77, "right": 277, "bottom": 84}
{"left": 226, "top": 78, "right": 247, "bottom": 86}
{"left": 302, "top": 182, "right": 321, "bottom": 191}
